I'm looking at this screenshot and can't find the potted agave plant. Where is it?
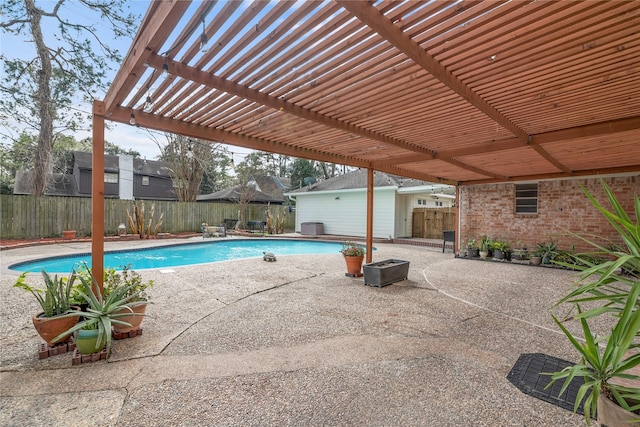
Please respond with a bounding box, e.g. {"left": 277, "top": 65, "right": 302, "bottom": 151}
{"left": 53, "top": 270, "right": 146, "bottom": 355}
{"left": 76, "top": 265, "right": 153, "bottom": 335}
{"left": 341, "top": 241, "right": 365, "bottom": 277}
{"left": 13, "top": 270, "right": 79, "bottom": 347}
{"left": 546, "top": 180, "right": 640, "bottom": 426}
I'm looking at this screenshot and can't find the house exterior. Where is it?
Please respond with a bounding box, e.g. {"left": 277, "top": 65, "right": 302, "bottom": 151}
{"left": 197, "top": 175, "right": 289, "bottom": 205}
{"left": 458, "top": 174, "right": 640, "bottom": 254}
{"left": 13, "top": 151, "right": 177, "bottom": 200}
{"left": 285, "top": 170, "right": 454, "bottom": 239}
{"left": 197, "top": 186, "right": 284, "bottom": 205}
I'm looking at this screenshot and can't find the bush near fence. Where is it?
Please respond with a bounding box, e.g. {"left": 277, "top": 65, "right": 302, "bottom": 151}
{"left": 0, "top": 195, "right": 295, "bottom": 239}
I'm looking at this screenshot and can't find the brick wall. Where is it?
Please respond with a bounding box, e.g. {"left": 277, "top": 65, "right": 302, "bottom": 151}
{"left": 459, "top": 175, "right": 639, "bottom": 253}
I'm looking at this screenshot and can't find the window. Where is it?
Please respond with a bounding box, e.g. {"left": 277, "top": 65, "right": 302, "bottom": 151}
{"left": 104, "top": 172, "right": 118, "bottom": 183}
{"left": 142, "top": 176, "right": 150, "bottom": 186}
{"left": 515, "top": 183, "right": 538, "bottom": 214}
{"left": 435, "top": 201, "right": 443, "bottom": 207}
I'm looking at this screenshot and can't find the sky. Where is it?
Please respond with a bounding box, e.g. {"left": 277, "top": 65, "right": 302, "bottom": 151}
{"left": 0, "top": 0, "right": 253, "bottom": 162}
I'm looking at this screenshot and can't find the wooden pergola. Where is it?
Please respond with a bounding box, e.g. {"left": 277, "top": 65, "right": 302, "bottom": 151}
{"left": 92, "top": 0, "right": 640, "bottom": 286}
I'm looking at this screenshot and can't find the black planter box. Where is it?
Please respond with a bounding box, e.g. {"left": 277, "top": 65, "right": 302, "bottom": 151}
{"left": 363, "top": 259, "right": 410, "bottom": 287}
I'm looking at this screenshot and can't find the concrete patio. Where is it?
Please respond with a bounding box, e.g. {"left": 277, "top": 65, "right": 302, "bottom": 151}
{"left": 0, "top": 238, "right": 590, "bottom": 426}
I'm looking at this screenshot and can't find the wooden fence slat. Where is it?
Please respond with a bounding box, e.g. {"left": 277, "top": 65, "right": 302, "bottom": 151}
{"left": 0, "top": 195, "right": 295, "bottom": 239}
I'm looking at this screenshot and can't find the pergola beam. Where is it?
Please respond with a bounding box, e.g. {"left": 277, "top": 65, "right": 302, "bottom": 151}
{"left": 148, "top": 54, "right": 495, "bottom": 181}
{"left": 337, "top": 0, "right": 529, "bottom": 142}
{"left": 113, "top": 106, "right": 455, "bottom": 185}
{"left": 373, "top": 116, "right": 640, "bottom": 168}
{"left": 462, "top": 164, "right": 640, "bottom": 185}
{"left": 112, "top": 106, "right": 371, "bottom": 169}
{"left": 147, "top": 54, "right": 435, "bottom": 157}
{"left": 102, "top": 0, "right": 191, "bottom": 114}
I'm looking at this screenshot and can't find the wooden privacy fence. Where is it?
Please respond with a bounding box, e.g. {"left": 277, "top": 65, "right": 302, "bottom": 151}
{"left": 411, "top": 208, "right": 455, "bottom": 239}
{"left": 0, "top": 195, "right": 295, "bottom": 239}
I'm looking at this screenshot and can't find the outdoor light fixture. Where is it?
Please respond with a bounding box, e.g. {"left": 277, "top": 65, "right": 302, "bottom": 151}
{"left": 199, "top": 16, "right": 208, "bottom": 52}
{"left": 162, "top": 62, "right": 169, "bottom": 77}
{"left": 143, "top": 95, "right": 153, "bottom": 112}
{"left": 143, "top": 87, "right": 153, "bottom": 112}
{"left": 129, "top": 112, "right": 136, "bottom": 125}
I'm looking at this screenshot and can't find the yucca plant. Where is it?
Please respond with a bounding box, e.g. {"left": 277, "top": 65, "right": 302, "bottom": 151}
{"left": 550, "top": 298, "right": 640, "bottom": 423}
{"left": 547, "top": 179, "right": 640, "bottom": 424}
{"left": 555, "top": 180, "right": 639, "bottom": 318}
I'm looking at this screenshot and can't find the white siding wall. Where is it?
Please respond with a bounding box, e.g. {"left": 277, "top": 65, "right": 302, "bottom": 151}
{"left": 293, "top": 188, "right": 397, "bottom": 238}
{"left": 395, "top": 194, "right": 412, "bottom": 238}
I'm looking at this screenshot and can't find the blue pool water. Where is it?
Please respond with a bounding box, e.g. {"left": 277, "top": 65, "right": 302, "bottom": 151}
{"left": 10, "top": 239, "right": 350, "bottom": 273}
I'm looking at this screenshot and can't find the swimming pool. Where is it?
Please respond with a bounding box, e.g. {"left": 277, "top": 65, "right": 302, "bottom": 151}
{"left": 10, "top": 239, "right": 351, "bottom": 273}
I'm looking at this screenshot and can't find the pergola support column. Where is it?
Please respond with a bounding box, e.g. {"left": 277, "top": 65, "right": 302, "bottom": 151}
{"left": 91, "top": 100, "right": 105, "bottom": 294}
{"left": 366, "top": 168, "right": 374, "bottom": 264}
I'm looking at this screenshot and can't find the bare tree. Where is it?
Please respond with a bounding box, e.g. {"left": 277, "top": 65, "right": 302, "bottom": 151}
{"left": 1, "top": 0, "right": 138, "bottom": 195}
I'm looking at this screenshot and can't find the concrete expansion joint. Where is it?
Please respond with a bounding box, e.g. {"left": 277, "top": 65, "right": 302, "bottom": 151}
{"left": 158, "top": 273, "right": 323, "bottom": 356}
{"left": 460, "top": 313, "right": 484, "bottom": 323}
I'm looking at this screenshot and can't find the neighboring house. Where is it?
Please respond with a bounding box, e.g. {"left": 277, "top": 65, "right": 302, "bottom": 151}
{"left": 13, "top": 151, "right": 177, "bottom": 200}
{"left": 284, "top": 169, "right": 455, "bottom": 239}
{"left": 248, "top": 175, "right": 291, "bottom": 201}
{"left": 197, "top": 185, "right": 284, "bottom": 205}
{"left": 197, "top": 175, "right": 289, "bottom": 205}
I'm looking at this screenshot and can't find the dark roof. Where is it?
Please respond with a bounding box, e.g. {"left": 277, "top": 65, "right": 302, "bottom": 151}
{"left": 287, "top": 170, "right": 440, "bottom": 194}
{"left": 73, "top": 151, "right": 119, "bottom": 172}
{"left": 13, "top": 170, "right": 79, "bottom": 196}
{"left": 133, "top": 158, "right": 172, "bottom": 178}
{"left": 197, "top": 185, "right": 283, "bottom": 204}
{"left": 251, "top": 175, "right": 290, "bottom": 200}
{"left": 72, "top": 151, "right": 172, "bottom": 178}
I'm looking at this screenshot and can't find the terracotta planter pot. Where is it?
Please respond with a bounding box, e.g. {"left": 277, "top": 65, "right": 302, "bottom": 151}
{"left": 112, "top": 303, "right": 147, "bottom": 334}
{"left": 62, "top": 230, "right": 76, "bottom": 239}
{"left": 32, "top": 312, "right": 78, "bottom": 347}
{"left": 344, "top": 255, "right": 364, "bottom": 276}
{"left": 597, "top": 393, "right": 640, "bottom": 426}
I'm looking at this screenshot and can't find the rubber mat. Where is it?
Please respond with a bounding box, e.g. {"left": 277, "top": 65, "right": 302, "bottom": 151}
{"left": 507, "top": 352, "right": 587, "bottom": 415}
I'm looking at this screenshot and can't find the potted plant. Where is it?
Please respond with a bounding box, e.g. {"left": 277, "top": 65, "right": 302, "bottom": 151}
{"left": 492, "top": 240, "right": 511, "bottom": 260}
{"left": 53, "top": 270, "right": 146, "bottom": 355}
{"left": 102, "top": 266, "right": 152, "bottom": 334}
{"left": 466, "top": 239, "right": 479, "bottom": 258}
{"left": 511, "top": 241, "right": 529, "bottom": 261}
{"left": 534, "top": 240, "right": 558, "bottom": 264}
{"left": 546, "top": 180, "right": 640, "bottom": 425}
{"left": 341, "top": 241, "right": 365, "bottom": 277}
{"left": 479, "top": 235, "right": 492, "bottom": 259}
{"left": 13, "top": 270, "right": 79, "bottom": 347}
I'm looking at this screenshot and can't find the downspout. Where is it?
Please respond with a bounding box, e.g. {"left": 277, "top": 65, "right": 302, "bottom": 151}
{"left": 455, "top": 184, "right": 460, "bottom": 256}
{"left": 91, "top": 100, "right": 105, "bottom": 294}
{"left": 366, "top": 168, "right": 374, "bottom": 264}
{"left": 288, "top": 194, "right": 297, "bottom": 232}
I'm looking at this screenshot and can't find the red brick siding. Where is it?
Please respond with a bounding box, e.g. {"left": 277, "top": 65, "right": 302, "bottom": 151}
{"left": 459, "top": 175, "right": 639, "bottom": 253}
